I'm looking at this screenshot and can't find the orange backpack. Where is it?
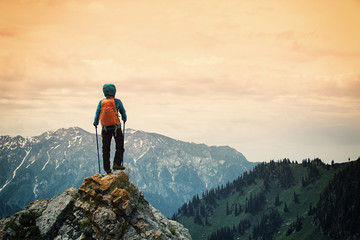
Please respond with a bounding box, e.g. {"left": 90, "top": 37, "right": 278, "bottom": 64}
{"left": 100, "top": 98, "right": 120, "bottom": 127}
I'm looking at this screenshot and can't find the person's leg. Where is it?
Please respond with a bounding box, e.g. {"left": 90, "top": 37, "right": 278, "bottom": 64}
{"left": 113, "top": 128, "right": 124, "bottom": 169}
{"left": 102, "top": 129, "right": 113, "bottom": 173}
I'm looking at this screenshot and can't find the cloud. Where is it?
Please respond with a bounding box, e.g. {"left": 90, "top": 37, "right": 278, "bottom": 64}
{"left": 0, "top": 29, "right": 18, "bottom": 38}
{"left": 182, "top": 56, "right": 225, "bottom": 66}
{"left": 294, "top": 72, "right": 360, "bottom": 99}
{"left": 0, "top": 0, "right": 359, "bottom": 163}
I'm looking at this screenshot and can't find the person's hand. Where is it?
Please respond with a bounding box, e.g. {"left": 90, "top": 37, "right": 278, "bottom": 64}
{"left": 93, "top": 122, "right": 98, "bottom": 128}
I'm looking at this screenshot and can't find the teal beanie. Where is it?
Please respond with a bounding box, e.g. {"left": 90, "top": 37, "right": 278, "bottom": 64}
{"left": 103, "top": 84, "right": 116, "bottom": 97}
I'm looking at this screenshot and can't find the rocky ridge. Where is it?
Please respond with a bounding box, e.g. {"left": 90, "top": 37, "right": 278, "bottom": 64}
{"left": 0, "top": 171, "right": 191, "bottom": 240}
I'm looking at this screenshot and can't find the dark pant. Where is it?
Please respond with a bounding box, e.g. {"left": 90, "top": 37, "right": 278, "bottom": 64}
{"left": 101, "top": 128, "right": 124, "bottom": 172}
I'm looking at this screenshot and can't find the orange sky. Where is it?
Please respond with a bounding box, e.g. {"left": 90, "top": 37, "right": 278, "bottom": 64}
{"left": 1, "top": 0, "right": 359, "bottom": 163}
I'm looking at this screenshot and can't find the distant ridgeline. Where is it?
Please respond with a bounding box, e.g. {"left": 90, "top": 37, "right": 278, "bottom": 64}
{"left": 173, "top": 158, "right": 360, "bottom": 240}
{"left": 0, "top": 127, "right": 255, "bottom": 218}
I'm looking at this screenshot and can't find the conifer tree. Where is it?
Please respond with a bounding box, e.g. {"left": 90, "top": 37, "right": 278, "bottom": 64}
{"left": 295, "top": 215, "right": 303, "bottom": 231}
{"left": 194, "top": 208, "right": 203, "bottom": 225}
{"left": 188, "top": 202, "right": 194, "bottom": 216}
{"left": 293, "top": 191, "right": 299, "bottom": 203}
{"left": 200, "top": 203, "right": 205, "bottom": 217}
{"left": 226, "top": 201, "right": 230, "bottom": 215}
{"left": 275, "top": 192, "right": 281, "bottom": 206}
{"left": 284, "top": 202, "right": 289, "bottom": 213}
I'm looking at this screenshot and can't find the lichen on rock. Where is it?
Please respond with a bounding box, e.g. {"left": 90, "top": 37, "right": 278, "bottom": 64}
{"left": 0, "top": 171, "right": 192, "bottom": 240}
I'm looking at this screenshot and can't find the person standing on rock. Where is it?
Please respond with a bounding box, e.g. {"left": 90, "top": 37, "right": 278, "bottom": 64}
{"left": 93, "top": 84, "right": 127, "bottom": 174}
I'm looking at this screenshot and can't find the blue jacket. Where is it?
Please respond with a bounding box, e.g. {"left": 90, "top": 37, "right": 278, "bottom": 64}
{"left": 93, "top": 98, "right": 127, "bottom": 129}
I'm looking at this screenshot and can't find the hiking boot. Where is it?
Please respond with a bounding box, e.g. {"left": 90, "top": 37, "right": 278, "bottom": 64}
{"left": 106, "top": 169, "right": 112, "bottom": 174}
{"left": 113, "top": 163, "right": 125, "bottom": 171}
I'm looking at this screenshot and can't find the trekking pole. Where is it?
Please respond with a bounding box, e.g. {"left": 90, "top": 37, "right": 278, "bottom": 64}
{"left": 122, "top": 121, "right": 125, "bottom": 167}
{"left": 95, "top": 126, "right": 101, "bottom": 174}
{"left": 123, "top": 122, "right": 126, "bottom": 141}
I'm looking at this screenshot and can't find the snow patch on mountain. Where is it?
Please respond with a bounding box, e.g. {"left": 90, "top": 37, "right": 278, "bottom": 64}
{"left": 0, "top": 148, "right": 31, "bottom": 192}
{"left": 42, "top": 151, "right": 51, "bottom": 171}
{"left": 33, "top": 176, "right": 39, "bottom": 198}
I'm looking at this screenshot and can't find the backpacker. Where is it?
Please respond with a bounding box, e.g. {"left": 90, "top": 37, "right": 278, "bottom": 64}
{"left": 100, "top": 98, "right": 120, "bottom": 127}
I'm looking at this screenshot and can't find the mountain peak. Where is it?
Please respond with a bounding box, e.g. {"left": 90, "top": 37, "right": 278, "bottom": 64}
{"left": 0, "top": 172, "right": 192, "bottom": 240}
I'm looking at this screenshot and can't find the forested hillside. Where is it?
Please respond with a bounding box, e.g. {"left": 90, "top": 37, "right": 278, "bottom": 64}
{"left": 173, "top": 158, "right": 360, "bottom": 240}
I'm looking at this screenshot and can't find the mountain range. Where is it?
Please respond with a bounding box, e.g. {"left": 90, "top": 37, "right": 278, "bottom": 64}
{"left": 0, "top": 127, "right": 256, "bottom": 218}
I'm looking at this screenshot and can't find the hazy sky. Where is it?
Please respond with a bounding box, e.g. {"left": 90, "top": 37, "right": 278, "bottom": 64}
{"left": 1, "top": 0, "right": 359, "bottom": 163}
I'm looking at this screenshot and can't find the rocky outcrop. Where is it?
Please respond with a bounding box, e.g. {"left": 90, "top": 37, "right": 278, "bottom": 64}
{"left": 0, "top": 172, "right": 192, "bottom": 240}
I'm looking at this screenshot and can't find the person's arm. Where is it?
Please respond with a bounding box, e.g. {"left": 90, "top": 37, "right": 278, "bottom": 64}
{"left": 115, "top": 99, "right": 127, "bottom": 122}
{"left": 93, "top": 100, "right": 102, "bottom": 126}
